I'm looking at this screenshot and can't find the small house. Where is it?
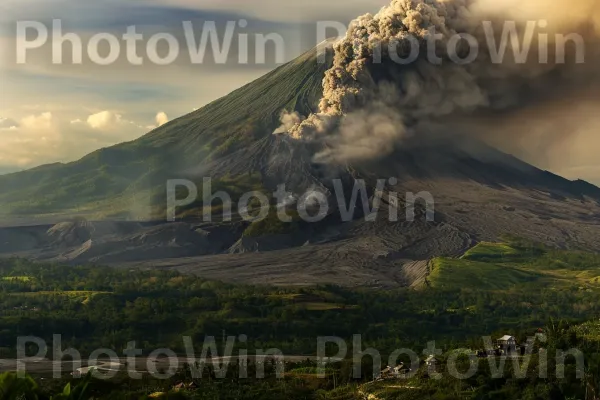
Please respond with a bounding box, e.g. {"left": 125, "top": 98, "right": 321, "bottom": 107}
{"left": 425, "top": 355, "right": 439, "bottom": 367}
{"left": 380, "top": 363, "right": 411, "bottom": 380}
{"left": 380, "top": 366, "right": 394, "bottom": 380}
{"left": 394, "top": 363, "right": 411, "bottom": 378}
{"left": 497, "top": 335, "right": 517, "bottom": 354}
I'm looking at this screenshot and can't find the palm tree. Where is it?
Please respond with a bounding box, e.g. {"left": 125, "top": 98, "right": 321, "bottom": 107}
{"left": 0, "top": 372, "right": 38, "bottom": 400}
{"left": 49, "top": 374, "right": 92, "bottom": 400}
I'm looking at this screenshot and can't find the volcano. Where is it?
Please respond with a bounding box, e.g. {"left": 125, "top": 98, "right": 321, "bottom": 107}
{"left": 2, "top": 41, "right": 600, "bottom": 288}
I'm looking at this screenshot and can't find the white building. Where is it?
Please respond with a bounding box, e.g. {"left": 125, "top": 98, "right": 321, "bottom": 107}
{"left": 497, "top": 335, "right": 518, "bottom": 354}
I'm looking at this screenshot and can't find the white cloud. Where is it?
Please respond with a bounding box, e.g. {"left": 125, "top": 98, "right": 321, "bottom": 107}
{"left": 0, "top": 110, "right": 148, "bottom": 171}
{"left": 0, "top": 112, "right": 61, "bottom": 168}
{"left": 156, "top": 111, "right": 169, "bottom": 127}
{"left": 20, "top": 112, "right": 54, "bottom": 130}
{"left": 87, "top": 110, "right": 124, "bottom": 130}
{"left": 0, "top": 107, "right": 183, "bottom": 171}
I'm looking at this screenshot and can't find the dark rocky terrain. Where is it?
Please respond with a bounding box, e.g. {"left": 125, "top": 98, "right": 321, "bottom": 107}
{"left": 3, "top": 133, "right": 600, "bottom": 288}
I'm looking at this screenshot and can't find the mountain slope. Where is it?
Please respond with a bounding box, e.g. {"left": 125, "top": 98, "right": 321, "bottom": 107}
{"left": 0, "top": 44, "right": 333, "bottom": 219}
{"left": 2, "top": 39, "right": 599, "bottom": 222}
{"left": 3, "top": 39, "right": 600, "bottom": 288}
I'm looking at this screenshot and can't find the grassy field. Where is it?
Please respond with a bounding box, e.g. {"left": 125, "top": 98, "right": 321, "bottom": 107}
{"left": 428, "top": 257, "right": 542, "bottom": 291}
{"left": 7, "top": 290, "right": 111, "bottom": 304}
{"left": 1, "top": 276, "right": 33, "bottom": 282}
{"left": 461, "top": 242, "right": 522, "bottom": 261}
{"left": 429, "top": 240, "right": 600, "bottom": 292}
{"left": 266, "top": 293, "right": 356, "bottom": 311}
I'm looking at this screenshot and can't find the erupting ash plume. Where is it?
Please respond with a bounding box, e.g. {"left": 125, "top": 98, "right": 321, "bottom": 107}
{"left": 278, "top": 0, "right": 600, "bottom": 168}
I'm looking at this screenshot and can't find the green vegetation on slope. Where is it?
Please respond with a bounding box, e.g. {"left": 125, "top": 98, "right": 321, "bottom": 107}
{"left": 429, "top": 238, "right": 600, "bottom": 293}
{"left": 461, "top": 241, "right": 521, "bottom": 261}
{"left": 0, "top": 47, "right": 331, "bottom": 218}
{"left": 428, "top": 257, "right": 542, "bottom": 291}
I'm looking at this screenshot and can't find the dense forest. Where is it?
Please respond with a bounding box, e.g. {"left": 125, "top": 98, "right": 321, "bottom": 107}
{"left": 1, "top": 319, "right": 598, "bottom": 400}
{"left": 2, "top": 257, "right": 600, "bottom": 357}
{"left": 2, "top": 238, "right": 600, "bottom": 398}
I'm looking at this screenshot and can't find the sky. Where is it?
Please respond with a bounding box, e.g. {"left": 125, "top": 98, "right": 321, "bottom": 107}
{"left": 0, "top": 0, "right": 389, "bottom": 174}
{"left": 0, "top": 0, "right": 599, "bottom": 183}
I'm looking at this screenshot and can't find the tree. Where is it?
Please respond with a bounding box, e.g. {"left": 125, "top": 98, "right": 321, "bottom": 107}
{"left": 49, "top": 374, "right": 91, "bottom": 400}
{"left": 0, "top": 372, "right": 38, "bottom": 400}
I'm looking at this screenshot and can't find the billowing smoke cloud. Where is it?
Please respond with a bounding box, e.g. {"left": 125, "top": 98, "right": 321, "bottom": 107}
{"left": 277, "top": 0, "right": 600, "bottom": 168}
{"left": 274, "top": 111, "right": 305, "bottom": 134}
